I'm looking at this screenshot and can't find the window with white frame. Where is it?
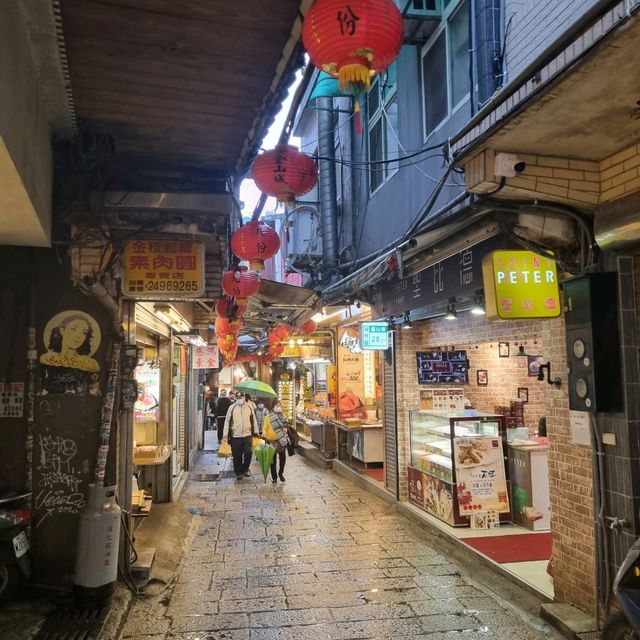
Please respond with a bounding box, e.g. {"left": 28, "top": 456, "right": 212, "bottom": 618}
{"left": 421, "top": 0, "right": 470, "bottom": 137}
{"left": 367, "top": 63, "right": 399, "bottom": 194}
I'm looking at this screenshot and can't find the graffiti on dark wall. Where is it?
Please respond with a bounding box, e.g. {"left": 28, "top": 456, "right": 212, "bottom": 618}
{"left": 39, "top": 310, "right": 102, "bottom": 395}
{"left": 35, "top": 426, "right": 87, "bottom": 528}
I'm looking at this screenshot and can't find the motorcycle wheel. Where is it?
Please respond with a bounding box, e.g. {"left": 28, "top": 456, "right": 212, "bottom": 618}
{"left": 0, "top": 563, "right": 20, "bottom": 603}
{"left": 602, "top": 611, "right": 638, "bottom": 640}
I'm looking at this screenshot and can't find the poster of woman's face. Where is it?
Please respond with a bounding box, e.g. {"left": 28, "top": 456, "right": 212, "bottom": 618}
{"left": 39, "top": 310, "right": 102, "bottom": 395}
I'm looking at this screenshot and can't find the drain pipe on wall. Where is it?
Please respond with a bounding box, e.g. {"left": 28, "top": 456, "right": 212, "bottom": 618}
{"left": 317, "top": 97, "right": 340, "bottom": 281}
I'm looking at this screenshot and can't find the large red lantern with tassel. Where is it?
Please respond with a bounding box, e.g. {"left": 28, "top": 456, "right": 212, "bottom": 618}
{"left": 230, "top": 221, "right": 281, "bottom": 271}
{"left": 222, "top": 266, "right": 260, "bottom": 300}
{"left": 251, "top": 145, "right": 318, "bottom": 205}
{"left": 274, "top": 324, "right": 293, "bottom": 341}
{"left": 303, "top": 0, "right": 403, "bottom": 132}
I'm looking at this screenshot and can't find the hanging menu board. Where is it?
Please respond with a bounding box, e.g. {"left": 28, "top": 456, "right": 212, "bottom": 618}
{"left": 416, "top": 350, "right": 469, "bottom": 384}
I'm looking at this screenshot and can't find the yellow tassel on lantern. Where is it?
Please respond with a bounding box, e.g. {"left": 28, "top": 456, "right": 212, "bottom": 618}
{"left": 338, "top": 63, "right": 371, "bottom": 92}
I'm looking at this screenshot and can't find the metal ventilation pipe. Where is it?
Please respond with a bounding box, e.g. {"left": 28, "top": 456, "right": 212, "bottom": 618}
{"left": 474, "top": 0, "right": 502, "bottom": 107}
{"left": 317, "top": 97, "right": 339, "bottom": 274}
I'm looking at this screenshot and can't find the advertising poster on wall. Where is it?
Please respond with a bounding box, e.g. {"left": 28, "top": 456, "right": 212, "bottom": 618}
{"left": 134, "top": 365, "right": 161, "bottom": 422}
{"left": 454, "top": 436, "right": 510, "bottom": 515}
{"left": 337, "top": 326, "right": 367, "bottom": 419}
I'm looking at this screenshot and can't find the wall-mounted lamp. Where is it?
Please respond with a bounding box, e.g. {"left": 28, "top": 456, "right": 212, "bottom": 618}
{"left": 444, "top": 299, "right": 458, "bottom": 320}
{"left": 515, "top": 344, "right": 528, "bottom": 357}
{"left": 537, "top": 362, "right": 561, "bottom": 388}
{"left": 401, "top": 312, "right": 412, "bottom": 330}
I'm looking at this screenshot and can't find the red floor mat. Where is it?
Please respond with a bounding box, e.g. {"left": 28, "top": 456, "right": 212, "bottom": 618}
{"left": 364, "top": 467, "right": 384, "bottom": 482}
{"left": 459, "top": 532, "right": 552, "bottom": 564}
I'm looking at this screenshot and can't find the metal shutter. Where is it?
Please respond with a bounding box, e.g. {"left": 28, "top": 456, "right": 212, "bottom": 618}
{"left": 383, "top": 334, "right": 399, "bottom": 498}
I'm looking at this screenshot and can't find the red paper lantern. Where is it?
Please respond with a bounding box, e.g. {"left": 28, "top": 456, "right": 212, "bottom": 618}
{"left": 222, "top": 266, "right": 260, "bottom": 300}
{"left": 215, "top": 316, "right": 233, "bottom": 339}
{"left": 275, "top": 324, "right": 293, "bottom": 341}
{"left": 303, "top": 0, "right": 403, "bottom": 91}
{"left": 251, "top": 145, "right": 317, "bottom": 205}
{"left": 270, "top": 344, "right": 285, "bottom": 356}
{"left": 303, "top": 0, "right": 403, "bottom": 131}
{"left": 230, "top": 221, "right": 281, "bottom": 271}
{"left": 299, "top": 319, "right": 317, "bottom": 334}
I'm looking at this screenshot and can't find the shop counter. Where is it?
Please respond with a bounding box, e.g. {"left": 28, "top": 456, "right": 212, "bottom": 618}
{"left": 333, "top": 421, "right": 383, "bottom": 467}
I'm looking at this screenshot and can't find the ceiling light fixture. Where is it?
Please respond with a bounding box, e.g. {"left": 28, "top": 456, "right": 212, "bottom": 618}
{"left": 470, "top": 294, "right": 486, "bottom": 316}
{"left": 444, "top": 299, "right": 458, "bottom": 320}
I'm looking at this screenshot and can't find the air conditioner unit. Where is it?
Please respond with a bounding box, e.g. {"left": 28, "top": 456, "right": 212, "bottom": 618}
{"left": 287, "top": 206, "right": 322, "bottom": 269}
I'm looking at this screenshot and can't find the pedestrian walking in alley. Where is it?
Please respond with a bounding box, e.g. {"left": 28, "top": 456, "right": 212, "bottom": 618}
{"left": 222, "top": 394, "right": 256, "bottom": 480}
{"left": 254, "top": 399, "right": 268, "bottom": 436}
{"left": 244, "top": 393, "right": 257, "bottom": 413}
{"left": 215, "top": 389, "right": 233, "bottom": 444}
{"left": 263, "top": 400, "right": 289, "bottom": 483}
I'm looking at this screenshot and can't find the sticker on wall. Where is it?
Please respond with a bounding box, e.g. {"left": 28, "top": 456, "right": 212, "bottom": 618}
{"left": 39, "top": 310, "right": 102, "bottom": 395}
{"left": 0, "top": 382, "right": 24, "bottom": 418}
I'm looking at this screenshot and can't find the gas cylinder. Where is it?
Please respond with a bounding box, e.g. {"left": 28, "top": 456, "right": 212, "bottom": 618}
{"left": 73, "top": 484, "right": 121, "bottom": 602}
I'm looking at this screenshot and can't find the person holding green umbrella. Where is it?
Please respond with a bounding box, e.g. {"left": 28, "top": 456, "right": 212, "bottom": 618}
{"left": 262, "top": 399, "right": 290, "bottom": 484}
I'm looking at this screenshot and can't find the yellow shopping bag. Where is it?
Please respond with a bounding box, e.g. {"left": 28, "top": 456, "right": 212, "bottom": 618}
{"left": 218, "top": 441, "right": 232, "bottom": 458}
{"left": 252, "top": 435, "right": 262, "bottom": 450}
{"left": 262, "top": 417, "right": 277, "bottom": 442}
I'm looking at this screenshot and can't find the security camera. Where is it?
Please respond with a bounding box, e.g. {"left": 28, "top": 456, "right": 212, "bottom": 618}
{"left": 494, "top": 152, "right": 527, "bottom": 178}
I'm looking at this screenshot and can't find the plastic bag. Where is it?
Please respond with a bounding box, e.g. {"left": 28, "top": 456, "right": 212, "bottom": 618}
{"left": 252, "top": 435, "right": 262, "bottom": 450}
{"left": 218, "top": 441, "right": 232, "bottom": 458}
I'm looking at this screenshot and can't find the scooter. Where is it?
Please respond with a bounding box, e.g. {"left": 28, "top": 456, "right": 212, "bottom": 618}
{"left": 0, "top": 491, "right": 31, "bottom": 603}
{"left": 602, "top": 537, "right": 640, "bottom": 639}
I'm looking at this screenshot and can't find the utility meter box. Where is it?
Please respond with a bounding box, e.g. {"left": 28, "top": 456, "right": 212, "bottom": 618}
{"left": 287, "top": 206, "right": 322, "bottom": 269}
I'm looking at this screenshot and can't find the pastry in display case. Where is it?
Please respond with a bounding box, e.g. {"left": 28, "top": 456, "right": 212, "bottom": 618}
{"left": 408, "top": 411, "right": 508, "bottom": 526}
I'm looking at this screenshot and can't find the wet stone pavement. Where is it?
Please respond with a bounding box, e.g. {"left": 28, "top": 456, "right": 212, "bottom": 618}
{"left": 120, "top": 450, "right": 562, "bottom": 640}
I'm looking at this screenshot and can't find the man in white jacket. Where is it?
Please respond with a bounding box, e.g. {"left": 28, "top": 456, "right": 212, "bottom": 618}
{"left": 222, "top": 395, "right": 256, "bottom": 480}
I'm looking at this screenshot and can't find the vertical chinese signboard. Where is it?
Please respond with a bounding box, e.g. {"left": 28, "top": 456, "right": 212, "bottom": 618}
{"left": 192, "top": 345, "right": 219, "bottom": 370}
{"left": 122, "top": 238, "right": 205, "bottom": 298}
{"left": 337, "top": 326, "right": 367, "bottom": 419}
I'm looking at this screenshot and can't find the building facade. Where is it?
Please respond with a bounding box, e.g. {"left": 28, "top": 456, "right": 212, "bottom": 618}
{"left": 290, "top": 0, "right": 640, "bottom": 619}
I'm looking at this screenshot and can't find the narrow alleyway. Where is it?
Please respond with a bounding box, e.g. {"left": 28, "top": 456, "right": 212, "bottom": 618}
{"left": 120, "top": 451, "right": 562, "bottom": 640}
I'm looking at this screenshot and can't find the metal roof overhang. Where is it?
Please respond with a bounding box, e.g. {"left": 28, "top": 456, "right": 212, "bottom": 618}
{"left": 450, "top": 3, "right": 640, "bottom": 165}
{"left": 248, "top": 279, "right": 319, "bottom": 328}
{"left": 58, "top": 0, "right": 311, "bottom": 191}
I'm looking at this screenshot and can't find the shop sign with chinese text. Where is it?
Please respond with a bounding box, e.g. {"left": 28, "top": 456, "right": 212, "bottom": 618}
{"left": 122, "top": 238, "right": 205, "bottom": 298}
{"left": 192, "top": 345, "right": 219, "bottom": 370}
{"left": 371, "top": 235, "right": 505, "bottom": 317}
{"left": 360, "top": 321, "right": 389, "bottom": 350}
{"left": 454, "top": 436, "right": 509, "bottom": 514}
{"left": 482, "top": 250, "right": 561, "bottom": 320}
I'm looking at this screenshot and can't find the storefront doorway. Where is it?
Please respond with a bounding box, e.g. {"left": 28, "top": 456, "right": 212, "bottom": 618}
{"left": 396, "top": 315, "right": 554, "bottom": 598}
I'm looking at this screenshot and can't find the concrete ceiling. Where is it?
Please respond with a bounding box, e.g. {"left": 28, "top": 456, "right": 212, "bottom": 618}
{"left": 488, "top": 17, "right": 640, "bottom": 161}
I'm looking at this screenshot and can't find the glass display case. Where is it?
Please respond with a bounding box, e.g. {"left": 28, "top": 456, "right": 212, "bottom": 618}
{"left": 408, "top": 411, "right": 506, "bottom": 526}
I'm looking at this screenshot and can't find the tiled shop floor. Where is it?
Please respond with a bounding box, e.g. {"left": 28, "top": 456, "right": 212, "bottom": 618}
{"left": 119, "top": 451, "right": 562, "bottom": 639}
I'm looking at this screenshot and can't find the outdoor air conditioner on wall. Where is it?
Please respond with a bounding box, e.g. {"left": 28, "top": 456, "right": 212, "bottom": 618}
{"left": 287, "top": 205, "right": 322, "bottom": 270}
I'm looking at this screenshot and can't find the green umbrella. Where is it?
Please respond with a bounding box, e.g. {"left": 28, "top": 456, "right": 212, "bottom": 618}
{"left": 234, "top": 380, "right": 277, "bottom": 399}
{"left": 254, "top": 442, "right": 276, "bottom": 482}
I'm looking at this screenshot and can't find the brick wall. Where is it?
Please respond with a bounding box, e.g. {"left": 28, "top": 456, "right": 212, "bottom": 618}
{"left": 504, "top": 0, "right": 602, "bottom": 82}
{"left": 541, "top": 314, "right": 594, "bottom": 614}
{"left": 392, "top": 310, "right": 595, "bottom": 614}
{"left": 600, "top": 144, "right": 640, "bottom": 202}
